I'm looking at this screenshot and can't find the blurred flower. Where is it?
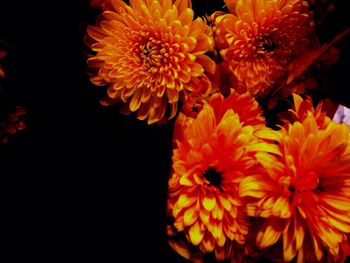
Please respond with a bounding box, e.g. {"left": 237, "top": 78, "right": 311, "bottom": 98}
{"left": 89, "top": 0, "right": 112, "bottom": 9}
{"left": 167, "top": 92, "right": 277, "bottom": 260}
{"left": 86, "top": 0, "right": 214, "bottom": 124}
{"left": 284, "top": 29, "right": 349, "bottom": 87}
{"left": 214, "top": 0, "right": 315, "bottom": 96}
{"left": 0, "top": 106, "right": 27, "bottom": 143}
{"left": 240, "top": 94, "right": 350, "bottom": 262}
{"left": 319, "top": 46, "right": 339, "bottom": 66}
{"left": 308, "top": 0, "right": 335, "bottom": 26}
{"left": 0, "top": 48, "right": 7, "bottom": 79}
{"left": 267, "top": 29, "right": 349, "bottom": 105}
{"left": 0, "top": 47, "right": 26, "bottom": 143}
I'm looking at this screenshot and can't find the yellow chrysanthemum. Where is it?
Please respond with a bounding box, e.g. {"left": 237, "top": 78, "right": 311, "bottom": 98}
{"left": 167, "top": 92, "right": 277, "bottom": 260}
{"left": 214, "top": 0, "right": 315, "bottom": 96}
{"left": 86, "top": 0, "right": 215, "bottom": 124}
{"left": 240, "top": 95, "right": 350, "bottom": 262}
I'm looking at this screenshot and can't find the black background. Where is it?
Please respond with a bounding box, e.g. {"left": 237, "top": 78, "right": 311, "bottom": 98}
{"left": 0, "top": 0, "right": 349, "bottom": 262}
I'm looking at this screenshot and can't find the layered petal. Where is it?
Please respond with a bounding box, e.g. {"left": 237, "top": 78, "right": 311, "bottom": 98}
{"left": 86, "top": 0, "right": 214, "bottom": 124}
{"left": 240, "top": 95, "right": 350, "bottom": 262}
{"left": 214, "top": 0, "right": 316, "bottom": 96}
{"left": 168, "top": 92, "right": 271, "bottom": 261}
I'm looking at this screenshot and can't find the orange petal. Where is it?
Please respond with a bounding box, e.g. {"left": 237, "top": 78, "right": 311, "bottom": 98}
{"left": 168, "top": 239, "right": 191, "bottom": 260}
{"left": 257, "top": 223, "right": 282, "bottom": 248}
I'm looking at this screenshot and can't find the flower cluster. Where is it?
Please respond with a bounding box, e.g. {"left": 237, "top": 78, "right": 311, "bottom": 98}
{"left": 167, "top": 93, "right": 350, "bottom": 262}
{"left": 87, "top": 0, "right": 350, "bottom": 262}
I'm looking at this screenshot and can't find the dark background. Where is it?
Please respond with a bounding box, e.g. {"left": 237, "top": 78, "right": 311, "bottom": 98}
{"left": 0, "top": 1, "right": 349, "bottom": 262}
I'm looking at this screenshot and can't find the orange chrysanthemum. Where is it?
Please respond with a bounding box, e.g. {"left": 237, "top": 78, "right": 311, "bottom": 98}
{"left": 214, "top": 0, "right": 315, "bottom": 96}
{"left": 86, "top": 0, "right": 215, "bottom": 124}
{"left": 240, "top": 95, "right": 350, "bottom": 262}
{"left": 167, "top": 92, "right": 276, "bottom": 260}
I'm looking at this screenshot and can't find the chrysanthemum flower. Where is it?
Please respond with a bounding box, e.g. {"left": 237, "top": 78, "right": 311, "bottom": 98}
{"left": 167, "top": 92, "right": 276, "bottom": 260}
{"left": 214, "top": 0, "right": 315, "bottom": 96}
{"left": 86, "top": 0, "right": 214, "bottom": 124}
{"left": 240, "top": 95, "right": 350, "bottom": 262}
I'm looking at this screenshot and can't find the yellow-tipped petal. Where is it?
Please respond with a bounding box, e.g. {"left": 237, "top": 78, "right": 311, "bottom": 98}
{"left": 189, "top": 221, "right": 204, "bottom": 246}
{"left": 202, "top": 194, "right": 216, "bottom": 211}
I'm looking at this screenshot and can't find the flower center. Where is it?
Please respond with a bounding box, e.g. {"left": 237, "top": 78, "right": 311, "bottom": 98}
{"left": 140, "top": 40, "right": 162, "bottom": 68}
{"left": 203, "top": 167, "right": 222, "bottom": 188}
{"left": 288, "top": 185, "right": 296, "bottom": 193}
{"left": 288, "top": 172, "right": 320, "bottom": 203}
{"left": 137, "top": 35, "right": 176, "bottom": 72}
{"left": 256, "top": 38, "right": 276, "bottom": 54}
